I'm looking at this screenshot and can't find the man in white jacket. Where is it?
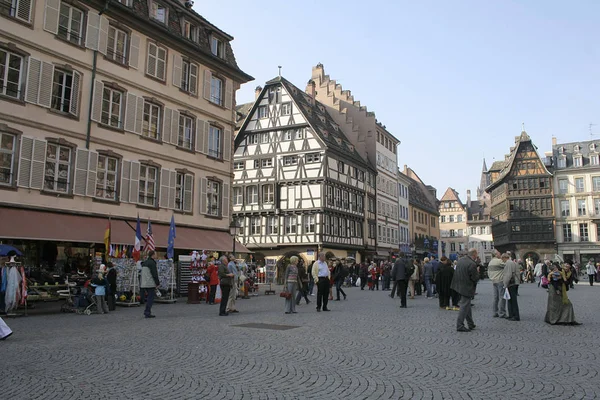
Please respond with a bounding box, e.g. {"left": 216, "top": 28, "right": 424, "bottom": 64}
{"left": 586, "top": 259, "right": 596, "bottom": 286}
{"left": 534, "top": 261, "right": 544, "bottom": 287}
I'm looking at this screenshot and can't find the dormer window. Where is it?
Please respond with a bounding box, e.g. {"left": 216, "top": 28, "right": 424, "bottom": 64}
{"left": 557, "top": 156, "right": 566, "bottom": 168}
{"left": 574, "top": 145, "right": 581, "bottom": 153}
{"left": 211, "top": 36, "right": 224, "bottom": 58}
{"left": 590, "top": 154, "right": 599, "bottom": 166}
{"left": 590, "top": 143, "right": 597, "bottom": 151}
{"left": 150, "top": 1, "right": 167, "bottom": 24}
{"left": 182, "top": 20, "right": 197, "bottom": 42}
{"left": 573, "top": 156, "right": 583, "bottom": 167}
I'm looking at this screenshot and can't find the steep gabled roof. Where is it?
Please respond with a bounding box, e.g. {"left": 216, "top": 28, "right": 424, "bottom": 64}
{"left": 404, "top": 167, "right": 439, "bottom": 215}
{"left": 489, "top": 160, "right": 505, "bottom": 172}
{"left": 235, "top": 102, "right": 253, "bottom": 130}
{"left": 440, "top": 187, "right": 464, "bottom": 206}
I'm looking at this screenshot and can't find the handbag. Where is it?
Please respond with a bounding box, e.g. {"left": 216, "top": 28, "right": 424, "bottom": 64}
{"left": 279, "top": 291, "right": 291, "bottom": 299}
{"left": 503, "top": 288, "right": 511, "bottom": 300}
{"left": 541, "top": 276, "right": 549, "bottom": 289}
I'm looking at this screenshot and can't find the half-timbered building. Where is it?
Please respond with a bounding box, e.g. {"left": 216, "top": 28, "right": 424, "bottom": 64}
{"left": 233, "top": 76, "right": 372, "bottom": 266}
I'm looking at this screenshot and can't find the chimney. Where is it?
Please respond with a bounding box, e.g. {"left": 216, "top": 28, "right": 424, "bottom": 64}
{"left": 255, "top": 86, "right": 262, "bottom": 100}
{"left": 306, "top": 79, "right": 316, "bottom": 104}
{"left": 552, "top": 136, "right": 557, "bottom": 146}
{"left": 467, "top": 190, "right": 471, "bottom": 208}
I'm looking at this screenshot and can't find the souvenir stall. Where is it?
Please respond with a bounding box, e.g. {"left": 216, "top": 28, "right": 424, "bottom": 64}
{"left": 177, "top": 251, "right": 218, "bottom": 301}
{"left": 264, "top": 258, "right": 276, "bottom": 295}
{"left": 1, "top": 256, "right": 27, "bottom": 317}
{"left": 109, "top": 256, "right": 140, "bottom": 307}
{"left": 155, "top": 259, "right": 176, "bottom": 303}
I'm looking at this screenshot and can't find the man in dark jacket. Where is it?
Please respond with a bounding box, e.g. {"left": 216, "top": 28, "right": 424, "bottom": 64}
{"left": 140, "top": 251, "right": 159, "bottom": 318}
{"left": 390, "top": 253, "right": 408, "bottom": 308}
{"left": 451, "top": 248, "right": 479, "bottom": 332}
{"left": 106, "top": 262, "right": 117, "bottom": 311}
{"left": 359, "top": 263, "right": 368, "bottom": 290}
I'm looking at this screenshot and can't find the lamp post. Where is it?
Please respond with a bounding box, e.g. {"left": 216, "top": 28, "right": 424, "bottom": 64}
{"left": 229, "top": 220, "right": 240, "bottom": 257}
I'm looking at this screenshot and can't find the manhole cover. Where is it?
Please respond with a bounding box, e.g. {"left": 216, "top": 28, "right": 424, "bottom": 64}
{"left": 232, "top": 323, "right": 300, "bottom": 331}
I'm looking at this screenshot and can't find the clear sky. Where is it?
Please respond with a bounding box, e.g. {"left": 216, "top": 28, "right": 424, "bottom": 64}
{"left": 196, "top": 0, "right": 600, "bottom": 202}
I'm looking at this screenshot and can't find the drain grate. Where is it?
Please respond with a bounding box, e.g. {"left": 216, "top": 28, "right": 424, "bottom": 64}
{"left": 232, "top": 323, "right": 300, "bottom": 331}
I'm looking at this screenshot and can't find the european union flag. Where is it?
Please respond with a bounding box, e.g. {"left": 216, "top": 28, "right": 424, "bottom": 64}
{"left": 167, "top": 214, "right": 176, "bottom": 259}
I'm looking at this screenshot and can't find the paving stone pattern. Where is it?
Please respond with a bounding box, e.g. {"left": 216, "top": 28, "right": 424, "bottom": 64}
{"left": 1, "top": 281, "right": 598, "bottom": 399}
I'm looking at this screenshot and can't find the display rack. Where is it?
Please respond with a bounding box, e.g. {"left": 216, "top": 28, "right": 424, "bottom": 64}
{"left": 264, "top": 259, "right": 276, "bottom": 295}
{"left": 155, "top": 260, "right": 176, "bottom": 303}
{"left": 109, "top": 257, "right": 140, "bottom": 307}
{"left": 2, "top": 262, "right": 26, "bottom": 317}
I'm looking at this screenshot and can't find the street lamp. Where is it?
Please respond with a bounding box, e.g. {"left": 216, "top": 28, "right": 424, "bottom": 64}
{"left": 229, "top": 220, "right": 241, "bottom": 257}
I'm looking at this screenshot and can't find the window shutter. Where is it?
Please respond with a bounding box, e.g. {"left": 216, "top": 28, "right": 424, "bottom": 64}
{"left": 183, "top": 174, "right": 193, "bottom": 213}
{"left": 189, "top": 63, "right": 198, "bottom": 95}
{"left": 129, "top": 34, "right": 140, "bottom": 69}
{"left": 223, "top": 128, "right": 232, "bottom": 161}
{"left": 17, "top": 0, "right": 32, "bottom": 22}
{"left": 38, "top": 62, "right": 54, "bottom": 108}
{"left": 159, "top": 168, "right": 170, "bottom": 208}
{"left": 120, "top": 160, "right": 131, "bottom": 202}
{"left": 43, "top": 0, "right": 60, "bottom": 34}
{"left": 124, "top": 93, "right": 137, "bottom": 133}
{"left": 98, "top": 16, "right": 109, "bottom": 55}
{"left": 162, "top": 107, "right": 172, "bottom": 144}
{"left": 224, "top": 79, "right": 233, "bottom": 109}
{"left": 129, "top": 161, "right": 140, "bottom": 204}
{"left": 203, "top": 69, "right": 211, "bottom": 100}
{"left": 73, "top": 149, "right": 89, "bottom": 196}
{"left": 134, "top": 97, "right": 144, "bottom": 135}
{"left": 146, "top": 42, "right": 156, "bottom": 76}
{"left": 203, "top": 121, "right": 210, "bottom": 154}
{"left": 86, "top": 151, "right": 98, "bottom": 197}
{"left": 85, "top": 11, "right": 101, "bottom": 51}
{"left": 221, "top": 182, "right": 230, "bottom": 218}
{"left": 170, "top": 110, "right": 179, "bottom": 146}
{"left": 199, "top": 177, "right": 207, "bottom": 214}
{"left": 156, "top": 47, "right": 166, "bottom": 80}
{"left": 195, "top": 118, "right": 205, "bottom": 153}
{"left": 168, "top": 170, "right": 177, "bottom": 209}
{"left": 172, "top": 54, "right": 182, "bottom": 88}
{"left": 69, "top": 71, "right": 81, "bottom": 116}
{"left": 91, "top": 80, "right": 104, "bottom": 122}
{"left": 30, "top": 139, "right": 47, "bottom": 190}
{"left": 25, "top": 57, "right": 41, "bottom": 104}
{"left": 17, "top": 136, "right": 33, "bottom": 188}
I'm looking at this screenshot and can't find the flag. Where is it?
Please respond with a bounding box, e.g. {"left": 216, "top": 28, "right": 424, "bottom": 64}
{"left": 133, "top": 215, "right": 143, "bottom": 261}
{"left": 114, "top": 246, "right": 120, "bottom": 258}
{"left": 167, "top": 215, "right": 176, "bottom": 259}
{"left": 146, "top": 219, "right": 155, "bottom": 252}
{"left": 104, "top": 218, "right": 111, "bottom": 255}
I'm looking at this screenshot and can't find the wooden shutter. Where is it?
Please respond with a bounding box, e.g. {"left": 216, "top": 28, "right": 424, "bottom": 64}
{"left": 38, "top": 62, "right": 54, "bottom": 108}
{"left": 221, "top": 182, "right": 230, "bottom": 218}
{"left": 129, "top": 34, "right": 141, "bottom": 69}
{"left": 168, "top": 170, "right": 177, "bottom": 209}
{"left": 85, "top": 11, "right": 101, "bottom": 51}
{"left": 69, "top": 71, "right": 81, "bottom": 116}
{"left": 203, "top": 69, "right": 211, "bottom": 100}
{"left": 86, "top": 151, "right": 98, "bottom": 197}
{"left": 224, "top": 78, "right": 233, "bottom": 109}
{"left": 202, "top": 121, "right": 210, "bottom": 154}
{"left": 120, "top": 160, "right": 131, "bottom": 202}
{"left": 195, "top": 118, "right": 205, "bottom": 153}
{"left": 91, "top": 80, "right": 104, "bottom": 122}
{"left": 199, "top": 177, "right": 207, "bottom": 214}
{"left": 134, "top": 97, "right": 144, "bottom": 135}
{"left": 73, "top": 149, "right": 89, "bottom": 196}
{"left": 159, "top": 168, "right": 170, "bottom": 208}
{"left": 146, "top": 42, "right": 157, "bottom": 76}
{"left": 189, "top": 63, "right": 198, "bottom": 95}
{"left": 30, "top": 139, "right": 47, "bottom": 190}
{"left": 16, "top": 0, "right": 32, "bottom": 22}
{"left": 129, "top": 161, "right": 140, "bottom": 204}
{"left": 172, "top": 54, "right": 182, "bottom": 88}
{"left": 98, "top": 16, "right": 109, "bottom": 55}
{"left": 170, "top": 110, "right": 179, "bottom": 146}
{"left": 183, "top": 174, "right": 193, "bottom": 213}
{"left": 156, "top": 47, "right": 166, "bottom": 80}
{"left": 25, "top": 57, "right": 41, "bottom": 104}
{"left": 162, "top": 107, "right": 172, "bottom": 144}
{"left": 223, "top": 127, "right": 232, "bottom": 161}
{"left": 124, "top": 93, "right": 137, "bottom": 133}
{"left": 43, "top": 0, "right": 60, "bottom": 34}
{"left": 17, "top": 136, "right": 33, "bottom": 188}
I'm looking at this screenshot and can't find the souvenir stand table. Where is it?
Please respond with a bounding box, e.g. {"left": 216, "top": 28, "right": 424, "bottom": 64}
{"left": 109, "top": 257, "right": 140, "bottom": 307}
{"left": 264, "top": 259, "right": 276, "bottom": 295}
{"left": 155, "top": 259, "right": 176, "bottom": 304}
{"left": 178, "top": 254, "right": 209, "bottom": 301}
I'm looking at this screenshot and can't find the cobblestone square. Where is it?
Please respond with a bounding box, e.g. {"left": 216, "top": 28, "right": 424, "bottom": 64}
{"left": 1, "top": 281, "right": 598, "bottom": 400}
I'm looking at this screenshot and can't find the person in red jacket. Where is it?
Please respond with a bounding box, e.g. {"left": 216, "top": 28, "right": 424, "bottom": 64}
{"left": 207, "top": 262, "right": 219, "bottom": 305}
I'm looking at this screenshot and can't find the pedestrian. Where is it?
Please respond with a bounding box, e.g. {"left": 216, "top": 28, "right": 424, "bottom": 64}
{"left": 91, "top": 266, "right": 109, "bottom": 314}
{"left": 206, "top": 261, "right": 219, "bottom": 305}
{"left": 502, "top": 253, "right": 521, "bottom": 322}
{"left": 487, "top": 250, "right": 507, "bottom": 318}
{"left": 218, "top": 256, "right": 234, "bottom": 316}
{"left": 423, "top": 257, "right": 434, "bottom": 299}
{"left": 408, "top": 259, "right": 420, "bottom": 299}
{"left": 0, "top": 316, "right": 12, "bottom": 340}
{"left": 106, "top": 262, "right": 117, "bottom": 311}
{"left": 382, "top": 262, "right": 391, "bottom": 291}
{"left": 431, "top": 256, "right": 440, "bottom": 296}
{"left": 390, "top": 252, "right": 409, "bottom": 308}
{"left": 359, "top": 262, "right": 368, "bottom": 290}
{"left": 586, "top": 259, "right": 596, "bottom": 286}
{"left": 435, "top": 256, "right": 455, "bottom": 310}
{"left": 140, "top": 251, "right": 159, "bottom": 318}
{"left": 544, "top": 263, "right": 581, "bottom": 326}
{"left": 284, "top": 256, "right": 301, "bottom": 314}
{"left": 533, "top": 260, "right": 543, "bottom": 287}
{"left": 226, "top": 255, "right": 239, "bottom": 314}
{"left": 450, "top": 248, "right": 479, "bottom": 332}
{"left": 295, "top": 259, "right": 311, "bottom": 306}
{"left": 308, "top": 267, "right": 315, "bottom": 295}
{"left": 333, "top": 260, "right": 347, "bottom": 301}
{"left": 311, "top": 252, "right": 331, "bottom": 312}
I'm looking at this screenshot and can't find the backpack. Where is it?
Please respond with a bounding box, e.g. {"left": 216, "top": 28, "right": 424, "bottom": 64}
{"left": 405, "top": 263, "right": 415, "bottom": 279}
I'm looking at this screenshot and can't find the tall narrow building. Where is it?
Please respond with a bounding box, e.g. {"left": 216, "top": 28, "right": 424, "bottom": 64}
{"left": 466, "top": 160, "right": 493, "bottom": 263}
{"left": 439, "top": 188, "right": 468, "bottom": 260}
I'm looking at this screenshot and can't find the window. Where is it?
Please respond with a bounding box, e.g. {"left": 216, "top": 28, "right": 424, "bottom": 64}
{"left": 441, "top": 215, "right": 446, "bottom": 223}
{"left": 294, "top": 129, "right": 303, "bottom": 140}
{"left": 248, "top": 134, "right": 258, "bottom": 145}
{"left": 250, "top": 216, "right": 260, "bottom": 235}
{"left": 338, "top": 161, "right": 345, "bottom": 173}
{"left": 283, "top": 130, "right": 292, "bottom": 141}
{"left": 95, "top": 155, "right": 118, "bottom": 200}
{"left": 150, "top": 1, "right": 166, "bottom": 23}
{"left": 575, "top": 178, "right": 584, "bottom": 193}
{"left": 285, "top": 216, "right": 297, "bottom": 234}
{"left": 450, "top": 243, "right": 456, "bottom": 252}
{"left": 450, "top": 229, "right": 455, "bottom": 237}
{"left": 147, "top": 43, "right": 167, "bottom": 80}
{"left": 558, "top": 179, "right": 568, "bottom": 194}
{"left": 261, "top": 132, "right": 269, "bottom": 143}
{"left": 577, "top": 199, "right": 586, "bottom": 216}
{"left": 101, "top": 87, "right": 123, "bottom": 128}
{"left": 557, "top": 157, "right": 566, "bottom": 168}
{"left": 51, "top": 69, "right": 73, "bottom": 113}
{"left": 261, "top": 158, "right": 273, "bottom": 168}
{"left": 262, "top": 184, "right": 274, "bottom": 203}
{"left": 579, "top": 223, "right": 589, "bottom": 242}
{"left": 0, "top": 132, "right": 16, "bottom": 185}
{"left": 116, "top": 0, "right": 132, "bottom": 6}
{"left": 178, "top": 115, "right": 194, "bottom": 150}
{"left": 247, "top": 186, "right": 258, "bottom": 204}
{"left": 2, "top": 0, "right": 32, "bottom": 22}
{"left": 283, "top": 156, "right": 298, "bottom": 166}
{"left": 58, "top": 4, "right": 84, "bottom": 45}
{"left": 593, "top": 177, "right": 600, "bottom": 192}
{"left": 206, "top": 180, "right": 220, "bottom": 216}
{"left": 573, "top": 157, "right": 582, "bottom": 167}
{"left": 211, "top": 36, "right": 224, "bottom": 58}
{"left": 449, "top": 215, "right": 454, "bottom": 222}
{"left": 591, "top": 155, "right": 599, "bottom": 166}
{"left": 143, "top": 102, "right": 161, "bottom": 140}
{"left": 233, "top": 161, "right": 244, "bottom": 171}
{"left": 210, "top": 75, "right": 223, "bottom": 105}
{"left": 595, "top": 198, "right": 600, "bottom": 215}
{"left": 304, "top": 215, "right": 315, "bottom": 234}
{"left": 458, "top": 229, "right": 463, "bottom": 237}
{"left": 0, "top": 49, "right": 23, "bottom": 99}
{"left": 335, "top": 188, "right": 341, "bottom": 207}
{"left": 457, "top": 215, "right": 463, "bottom": 222}
{"left": 138, "top": 165, "right": 157, "bottom": 206}
{"left": 267, "top": 216, "right": 278, "bottom": 234}
{"left": 107, "top": 26, "right": 128, "bottom": 64}
{"left": 233, "top": 187, "right": 242, "bottom": 206}
{"left": 182, "top": 20, "right": 197, "bottom": 42}
{"left": 44, "top": 143, "right": 71, "bottom": 193}
{"left": 174, "top": 172, "right": 183, "bottom": 210}
{"left": 560, "top": 200, "right": 570, "bottom": 217}
{"left": 257, "top": 106, "right": 267, "bottom": 119}
{"left": 208, "top": 125, "right": 221, "bottom": 158}
{"left": 181, "top": 60, "right": 198, "bottom": 95}
{"left": 470, "top": 227, "right": 476, "bottom": 235}
{"left": 281, "top": 102, "right": 291, "bottom": 115}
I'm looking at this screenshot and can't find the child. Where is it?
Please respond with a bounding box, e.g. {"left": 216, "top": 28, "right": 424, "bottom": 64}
{"left": 550, "top": 266, "right": 562, "bottom": 295}
{"left": 91, "top": 270, "right": 110, "bottom": 314}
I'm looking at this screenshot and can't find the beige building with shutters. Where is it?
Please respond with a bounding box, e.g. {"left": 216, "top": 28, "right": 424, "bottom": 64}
{"left": 0, "top": 0, "right": 252, "bottom": 268}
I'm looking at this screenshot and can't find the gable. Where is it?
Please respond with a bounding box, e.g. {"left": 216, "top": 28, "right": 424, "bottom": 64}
{"left": 244, "top": 84, "right": 307, "bottom": 132}
{"left": 507, "top": 141, "right": 550, "bottom": 177}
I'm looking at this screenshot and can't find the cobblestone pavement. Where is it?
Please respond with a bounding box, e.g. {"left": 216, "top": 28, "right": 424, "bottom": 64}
{"left": 1, "top": 280, "right": 598, "bottom": 400}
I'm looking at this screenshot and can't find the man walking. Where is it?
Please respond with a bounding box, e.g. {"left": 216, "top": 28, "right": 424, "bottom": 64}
{"left": 502, "top": 253, "right": 521, "bottom": 321}
{"left": 218, "top": 255, "right": 234, "bottom": 316}
{"left": 390, "top": 253, "right": 409, "bottom": 308}
{"left": 586, "top": 259, "right": 596, "bottom": 286}
{"left": 359, "top": 262, "right": 368, "bottom": 290}
{"left": 534, "top": 260, "right": 544, "bottom": 287}
{"left": 311, "top": 252, "right": 331, "bottom": 312}
{"left": 450, "top": 248, "right": 479, "bottom": 332}
{"left": 226, "top": 255, "right": 239, "bottom": 313}
{"left": 487, "top": 250, "right": 506, "bottom": 318}
{"left": 140, "top": 251, "right": 159, "bottom": 318}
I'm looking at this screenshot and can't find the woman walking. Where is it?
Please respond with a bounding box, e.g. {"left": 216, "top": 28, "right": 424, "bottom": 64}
{"left": 545, "top": 263, "right": 581, "bottom": 325}
{"left": 435, "top": 257, "right": 455, "bottom": 309}
{"left": 295, "top": 260, "right": 310, "bottom": 306}
{"left": 333, "top": 261, "right": 347, "bottom": 301}
{"left": 284, "top": 256, "right": 301, "bottom": 314}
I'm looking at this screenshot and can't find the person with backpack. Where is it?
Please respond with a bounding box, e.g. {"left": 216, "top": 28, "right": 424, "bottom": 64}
{"left": 390, "top": 253, "right": 410, "bottom": 308}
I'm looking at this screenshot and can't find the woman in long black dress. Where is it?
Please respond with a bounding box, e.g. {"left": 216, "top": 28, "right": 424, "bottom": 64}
{"left": 544, "top": 262, "right": 581, "bottom": 325}
{"left": 435, "top": 256, "right": 455, "bottom": 310}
